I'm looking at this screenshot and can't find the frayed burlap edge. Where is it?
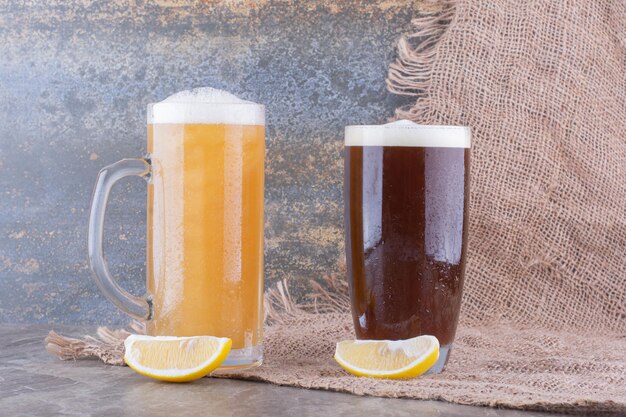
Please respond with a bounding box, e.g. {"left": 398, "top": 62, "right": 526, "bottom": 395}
{"left": 45, "top": 321, "right": 145, "bottom": 366}
{"left": 387, "top": 0, "right": 456, "bottom": 106}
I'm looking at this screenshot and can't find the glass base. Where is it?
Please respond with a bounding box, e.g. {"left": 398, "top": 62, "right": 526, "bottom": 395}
{"left": 214, "top": 344, "right": 263, "bottom": 372}
{"left": 426, "top": 344, "right": 451, "bottom": 374}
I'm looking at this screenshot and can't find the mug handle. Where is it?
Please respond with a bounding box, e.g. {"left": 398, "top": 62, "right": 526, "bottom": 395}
{"left": 88, "top": 158, "right": 152, "bottom": 320}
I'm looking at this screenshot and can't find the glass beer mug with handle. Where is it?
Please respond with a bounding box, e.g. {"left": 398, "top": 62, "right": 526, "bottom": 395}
{"left": 344, "top": 120, "right": 470, "bottom": 373}
{"left": 88, "top": 88, "right": 265, "bottom": 370}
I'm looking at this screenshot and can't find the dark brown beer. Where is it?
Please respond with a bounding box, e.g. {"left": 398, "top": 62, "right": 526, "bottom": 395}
{"left": 344, "top": 124, "right": 469, "bottom": 352}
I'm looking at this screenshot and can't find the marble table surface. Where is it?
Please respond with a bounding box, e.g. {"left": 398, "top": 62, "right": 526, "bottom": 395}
{"left": 0, "top": 324, "right": 573, "bottom": 417}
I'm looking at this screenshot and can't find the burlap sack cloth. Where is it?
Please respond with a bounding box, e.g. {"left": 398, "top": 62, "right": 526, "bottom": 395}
{"left": 46, "top": 0, "right": 626, "bottom": 414}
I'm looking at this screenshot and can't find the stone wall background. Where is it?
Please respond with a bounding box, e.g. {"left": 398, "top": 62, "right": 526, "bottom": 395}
{"left": 0, "top": 0, "right": 423, "bottom": 325}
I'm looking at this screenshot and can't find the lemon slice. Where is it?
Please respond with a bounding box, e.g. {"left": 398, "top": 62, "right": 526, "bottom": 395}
{"left": 124, "top": 335, "right": 232, "bottom": 382}
{"left": 334, "top": 335, "right": 439, "bottom": 379}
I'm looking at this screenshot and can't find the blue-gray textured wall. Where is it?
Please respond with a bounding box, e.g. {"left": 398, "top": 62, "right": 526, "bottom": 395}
{"left": 0, "top": 0, "right": 423, "bottom": 325}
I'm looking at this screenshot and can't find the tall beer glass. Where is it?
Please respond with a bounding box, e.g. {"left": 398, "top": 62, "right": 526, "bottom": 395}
{"left": 88, "top": 88, "right": 265, "bottom": 369}
{"left": 344, "top": 120, "right": 470, "bottom": 373}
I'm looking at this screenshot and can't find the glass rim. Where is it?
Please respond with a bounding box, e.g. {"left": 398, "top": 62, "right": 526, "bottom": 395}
{"left": 147, "top": 101, "right": 265, "bottom": 108}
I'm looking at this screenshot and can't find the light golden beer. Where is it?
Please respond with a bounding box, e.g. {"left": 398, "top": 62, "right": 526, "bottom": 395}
{"left": 146, "top": 90, "right": 265, "bottom": 366}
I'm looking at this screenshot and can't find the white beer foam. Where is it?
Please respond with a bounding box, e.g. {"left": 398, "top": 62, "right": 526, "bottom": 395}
{"left": 345, "top": 120, "right": 471, "bottom": 148}
{"left": 148, "top": 87, "right": 265, "bottom": 125}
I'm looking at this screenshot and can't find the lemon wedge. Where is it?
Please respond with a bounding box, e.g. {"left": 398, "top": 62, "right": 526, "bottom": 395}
{"left": 123, "top": 335, "right": 231, "bottom": 382}
{"left": 334, "top": 335, "right": 439, "bottom": 379}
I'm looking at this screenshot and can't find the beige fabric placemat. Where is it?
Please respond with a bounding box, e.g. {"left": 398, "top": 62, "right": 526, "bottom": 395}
{"left": 47, "top": 0, "right": 626, "bottom": 414}
{"left": 47, "top": 277, "right": 626, "bottom": 415}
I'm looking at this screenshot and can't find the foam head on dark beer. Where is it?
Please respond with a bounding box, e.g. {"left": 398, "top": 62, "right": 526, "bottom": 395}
{"left": 345, "top": 120, "right": 470, "bottom": 148}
